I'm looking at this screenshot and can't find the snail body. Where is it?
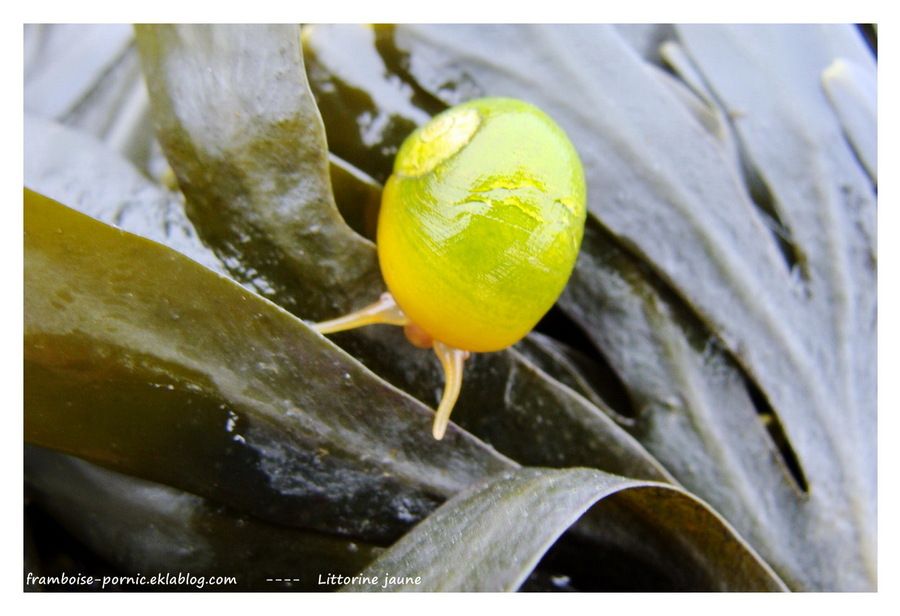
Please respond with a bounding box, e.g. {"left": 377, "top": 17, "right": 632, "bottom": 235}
{"left": 314, "top": 97, "right": 586, "bottom": 439}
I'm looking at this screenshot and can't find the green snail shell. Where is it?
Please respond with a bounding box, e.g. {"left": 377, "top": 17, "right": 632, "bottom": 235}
{"left": 377, "top": 97, "right": 587, "bottom": 353}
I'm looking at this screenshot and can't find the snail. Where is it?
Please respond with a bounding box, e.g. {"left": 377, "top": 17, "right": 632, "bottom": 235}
{"left": 313, "top": 97, "right": 586, "bottom": 440}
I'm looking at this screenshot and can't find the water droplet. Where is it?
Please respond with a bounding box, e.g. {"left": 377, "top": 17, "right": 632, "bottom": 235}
{"left": 551, "top": 575, "right": 571, "bottom": 588}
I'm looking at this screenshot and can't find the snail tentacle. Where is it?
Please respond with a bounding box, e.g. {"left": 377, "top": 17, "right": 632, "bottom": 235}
{"left": 310, "top": 293, "right": 409, "bottom": 334}
{"left": 431, "top": 341, "right": 470, "bottom": 440}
